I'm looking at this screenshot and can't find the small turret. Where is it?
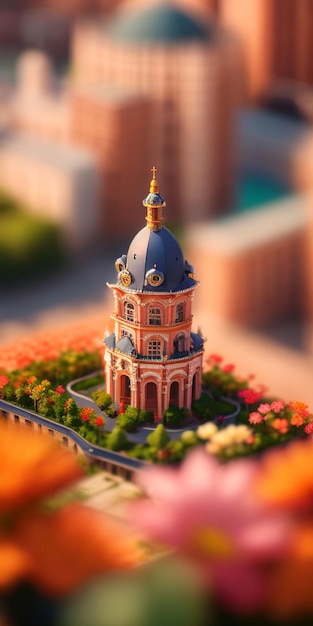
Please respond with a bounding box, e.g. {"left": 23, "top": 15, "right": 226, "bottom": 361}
{"left": 143, "top": 166, "right": 166, "bottom": 232}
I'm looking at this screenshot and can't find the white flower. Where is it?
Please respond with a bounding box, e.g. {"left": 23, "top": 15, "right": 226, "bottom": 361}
{"left": 197, "top": 422, "right": 218, "bottom": 440}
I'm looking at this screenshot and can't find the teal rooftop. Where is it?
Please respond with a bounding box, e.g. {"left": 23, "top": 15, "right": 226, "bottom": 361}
{"left": 104, "top": 3, "right": 212, "bottom": 44}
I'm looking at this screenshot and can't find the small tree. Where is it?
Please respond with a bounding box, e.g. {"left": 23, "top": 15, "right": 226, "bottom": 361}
{"left": 164, "top": 404, "right": 186, "bottom": 427}
{"left": 91, "top": 390, "right": 112, "bottom": 411}
{"left": 192, "top": 394, "right": 213, "bottom": 421}
{"left": 146, "top": 424, "right": 170, "bottom": 450}
{"left": 138, "top": 409, "right": 154, "bottom": 424}
{"left": 107, "top": 426, "right": 128, "bottom": 452}
{"left": 117, "top": 413, "right": 138, "bottom": 432}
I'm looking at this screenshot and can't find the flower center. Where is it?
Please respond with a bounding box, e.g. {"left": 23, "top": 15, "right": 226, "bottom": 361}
{"left": 190, "top": 526, "right": 235, "bottom": 559}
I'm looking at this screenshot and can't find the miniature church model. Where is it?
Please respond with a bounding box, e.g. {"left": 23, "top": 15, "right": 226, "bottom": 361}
{"left": 103, "top": 168, "right": 204, "bottom": 419}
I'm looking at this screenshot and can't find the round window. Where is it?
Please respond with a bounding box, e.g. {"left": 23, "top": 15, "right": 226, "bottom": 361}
{"left": 119, "top": 269, "right": 132, "bottom": 287}
{"left": 145, "top": 269, "right": 164, "bottom": 287}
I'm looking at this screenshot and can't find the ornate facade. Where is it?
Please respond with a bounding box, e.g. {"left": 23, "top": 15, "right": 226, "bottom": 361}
{"left": 103, "top": 168, "right": 204, "bottom": 419}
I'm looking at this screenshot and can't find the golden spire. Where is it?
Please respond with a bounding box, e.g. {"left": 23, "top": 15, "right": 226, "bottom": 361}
{"left": 150, "top": 166, "right": 159, "bottom": 193}
{"left": 143, "top": 166, "right": 166, "bottom": 232}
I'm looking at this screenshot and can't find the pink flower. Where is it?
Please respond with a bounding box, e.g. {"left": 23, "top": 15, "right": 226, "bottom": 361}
{"left": 55, "top": 385, "right": 65, "bottom": 395}
{"left": 258, "top": 404, "right": 271, "bottom": 416}
{"left": 270, "top": 401, "right": 285, "bottom": 414}
{"left": 129, "top": 450, "right": 289, "bottom": 613}
{"left": 249, "top": 412, "right": 263, "bottom": 425}
{"left": 304, "top": 422, "right": 313, "bottom": 435}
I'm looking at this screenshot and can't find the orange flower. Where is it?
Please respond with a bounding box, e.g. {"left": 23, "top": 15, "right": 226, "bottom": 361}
{"left": 290, "top": 413, "right": 305, "bottom": 427}
{"left": 266, "top": 522, "right": 313, "bottom": 619}
{"left": 271, "top": 418, "right": 289, "bottom": 434}
{"left": 0, "top": 538, "right": 31, "bottom": 589}
{"left": 255, "top": 439, "right": 313, "bottom": 509}
{"left": 12, "top": 503, "right": 140, "bottom": 597}
{"left": 0, "top": 422, "right": 83, "bottom": 514}
{"left": 289, "top": 401, "right": 309, "bottom": 418}
{"left": 0, "top": 422, "right": 140, "bottom": 596}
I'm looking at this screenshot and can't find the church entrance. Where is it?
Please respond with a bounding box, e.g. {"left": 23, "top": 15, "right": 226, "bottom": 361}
{"left": 145, "top": 382, "right": 158, "bottom": 413}
{"left": 120, "top": 375, "right": 131, "bottom": 406}
{"left": 169, "top": 381, "right": 179, "bottom": 406}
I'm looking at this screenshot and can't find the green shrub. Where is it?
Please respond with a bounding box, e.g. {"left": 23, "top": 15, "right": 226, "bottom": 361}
{"left": 106, "top": 426, "right": 128, "bottom": 451}
{"left": 163, "top": 440, "right": 185, "bottom": 463}
{"left": 146, "top": 424, "right": 170, "bottom": 449}
{"left": 0, "top": 192, "right": 66, "bottom": 285}
{"left": 180, "top": 430, "right": 198, "bottom": 447}
{"left": 192, "top": 393, "right": 213, "bottom": 420}
{"left": 138, "top": 409, "right": 154, "bottom": 424}
{"left": 163, "top": 404, "right": 186, "bottom": 426}
{"left": 72, "top": 375, "right": 104, "bottom": 392}
{"left": 116, "top": 413, "right": 138, "bottom": 432}
{"left": 123, "top": 406, "right": 140, "bottom": 420}
{"left": 91, "top": 389, "right": 112, "bottom": 410}
{"left": 106, "top": 404, "right": 118, "bottom": 418}
{"left": 20, "top": 350, "right": 102, "bottom": 385}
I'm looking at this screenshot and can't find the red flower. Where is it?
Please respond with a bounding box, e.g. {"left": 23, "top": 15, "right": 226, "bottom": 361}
{"left": 55, "top": 385, "right": 65, "bottom": 395}
{"left": 94, "top": 417, "right": 104, "bottom": 427}
{"left": 238, "top": 389, "right": 262, "bottom": 404}
{"left": 222, "top": 363, "right": 235, "bottom": 373}
{"left": 304, "top": 422, "right": 313, "bottom": 434}
{"left": 208, "top": 354, "right": 223, "bottom": 364}
{"left": 0, "top": 376, "right": 9, "bottom": 389}
{"left": 80, "top": 407, "right": 94, "bottom": 422}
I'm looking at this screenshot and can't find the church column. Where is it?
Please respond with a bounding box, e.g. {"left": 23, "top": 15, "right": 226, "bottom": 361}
{"left": 185, "top": 364, "right": 194, "bottom": 410}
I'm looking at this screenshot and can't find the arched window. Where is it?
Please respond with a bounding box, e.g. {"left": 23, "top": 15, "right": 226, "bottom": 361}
{"left": 145, "top": 382, "right": 158, "bottom": 411}
{"left": 170, "top": 381, "right": 179, "bottom": 405}
{"left": 192, "top": 371, "right": 199, "bottom": 402}
{"left": 124, "top": 301, "right": 135, "bottom": 322}
{"left": 121, "top": 329, "right": 134, "bottom": 341}
{"left": 148, "top": 340, "right": 162, "bottom": 359}
{"left": 175, "top": 303, "right": 184, "bottom": 323}
{"left": 148, "top": 306, "right": 162, "bottom": 325}
{"left": 120, "top": 375, "right": 131, "bottom": 403}
{"left": 175, "top": 333, "right": 185, "bottom": 352}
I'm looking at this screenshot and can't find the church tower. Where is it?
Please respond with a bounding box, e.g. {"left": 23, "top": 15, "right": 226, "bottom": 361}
{"left": 103, "top": 168, "right": 204, "bottom": 419}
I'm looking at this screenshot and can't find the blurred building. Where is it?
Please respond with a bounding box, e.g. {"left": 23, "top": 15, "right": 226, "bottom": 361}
{"left": 211, "top": 0, "right": 313, "bottom": 100}
{"left": 186, "top": 195, "right": 309, "bottom": 328}
{"left": 239, "top": 109, "right": 313, "bottom": 191}
{"left": 0, "top": 132, "right": 99, "bottom": 251}
{"left": 0, "top": 1, "right": 243, "bottom": 247}
{"left": 72, "top": 1, "right": 242, "bottom": 224}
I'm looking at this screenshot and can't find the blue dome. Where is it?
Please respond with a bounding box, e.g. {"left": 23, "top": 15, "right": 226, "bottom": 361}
{"left": 105, "top": 4, "right": 212, "bottom": 44}
{"left": 124, "top": 225, "right": 195, "bottom": 292}
{"left": 144, "top": 192, "right": 165, "bottom": 205}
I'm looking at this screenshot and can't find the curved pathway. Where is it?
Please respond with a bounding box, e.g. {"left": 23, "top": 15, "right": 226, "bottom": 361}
{"left": 67, "top": 372, "right": 241, "bottom": 444}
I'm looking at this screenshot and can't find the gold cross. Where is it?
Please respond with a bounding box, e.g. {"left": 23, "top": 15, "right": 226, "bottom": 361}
{"left": 151, "top": 166, "right": 157, "bottom": 179}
